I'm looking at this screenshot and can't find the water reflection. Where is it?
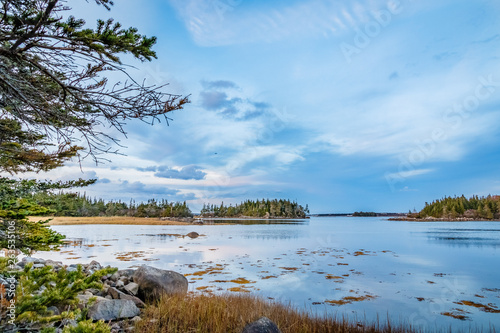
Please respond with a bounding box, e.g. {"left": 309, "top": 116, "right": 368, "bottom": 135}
{"left": 204, "top": 219, "right": 309, "bottom": 225}
{"left": 427, "top": 236, "right": 500, "bottom": 248}
{"left": 34, "top": 218, "right": 500, "bottom": 331}
{"left": 421, "top": 228, "right": 500, "bottom": 248}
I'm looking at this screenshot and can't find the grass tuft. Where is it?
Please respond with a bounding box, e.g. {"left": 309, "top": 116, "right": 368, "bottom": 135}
{"left": 135, "top": 293, "right": 419, "bottom": 333}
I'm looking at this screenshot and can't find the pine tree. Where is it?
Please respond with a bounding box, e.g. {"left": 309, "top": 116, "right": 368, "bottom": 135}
{"left": 0, "top": 0, "right": 189, "bottom": 170}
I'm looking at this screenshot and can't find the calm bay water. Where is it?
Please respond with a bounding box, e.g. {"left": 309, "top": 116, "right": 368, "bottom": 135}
{"left": 36, "top": 217, "right": 500, "bottom": 331}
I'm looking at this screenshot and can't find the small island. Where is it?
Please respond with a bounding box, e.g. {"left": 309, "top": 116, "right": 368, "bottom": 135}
{"left": 352, "top": 211, "right": 377, "bottom": 217}
{"left": 199, "top": 199, "right": 309, "bottom": 219}
{"left": 390, "top": 195, "right": 500, "bottom": 221}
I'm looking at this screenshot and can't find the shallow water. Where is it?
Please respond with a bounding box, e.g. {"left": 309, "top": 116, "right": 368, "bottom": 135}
{"left": 36, "top": 217, "right": 500, "bottom": 331}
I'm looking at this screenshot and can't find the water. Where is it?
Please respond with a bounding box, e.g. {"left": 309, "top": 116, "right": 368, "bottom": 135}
{"left": 36, "top": 217, "right": 500, "bottom": 331}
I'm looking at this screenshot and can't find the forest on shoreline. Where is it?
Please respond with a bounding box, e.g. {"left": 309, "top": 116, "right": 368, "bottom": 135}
{"left": 402, "top": 195, "right": 500, "bottom": 220}
{"left": 200, "top": 199, "right": 309, "bottom": 219}
{"left": 30, "top": 191, "right": 193, "bottom": 218}
{"left": 24, "top": 190, "right": 310, "bottom": 219}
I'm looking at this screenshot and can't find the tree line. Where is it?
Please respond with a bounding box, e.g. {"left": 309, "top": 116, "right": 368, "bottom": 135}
{"left": 415, "top": 195, "right": 500, "bottom": 220}
{"left": 31, "top": 191, "right": 193, "bottom": 218}
{"left": 0, "top": 0, "right": 190, "bottom": 330}
{"left": 352, "top": 211, "right": 377, "bottom": 217}
{"left": 200, "top": 199, "right": 309, "bottom": 218}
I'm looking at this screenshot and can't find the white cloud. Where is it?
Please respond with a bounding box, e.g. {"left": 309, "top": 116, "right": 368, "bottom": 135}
{"left": 308, "top": 60, "right": 500, "bottom": 163}
{"left": 386, "top": 169, "right": 433, "bottom": 179}
{"left": 168, "top": 0, "right": 393, "bottom": 46}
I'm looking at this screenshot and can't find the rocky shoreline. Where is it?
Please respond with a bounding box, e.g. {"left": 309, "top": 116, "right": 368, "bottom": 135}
{"left": 388, "top": 217, "right": 500, "bottom": 222}
{"left": 1, "top": 258, "right": 185, "bottom": 332}
{"left": 1, "top": 257, "right": 281, "bottom": 333}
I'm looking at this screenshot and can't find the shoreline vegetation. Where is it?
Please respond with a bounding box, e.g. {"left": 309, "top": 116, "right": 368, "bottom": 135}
{"left": 390, "top": 195, "right": 500, "bottom": 222}
{"left": 29, "top": 216, "right": 192, "bottom": 226}
{"left": 200, "top": 199, "right": 309, "bottom": 219}
{"left": 137, "top": 293, "right": 419, "bottom": 333}
{"left": 29, "top": 192, "right": 194, "bottom": 218}
{"left": 27, "top": 190, "right": 311, "bottom": 220}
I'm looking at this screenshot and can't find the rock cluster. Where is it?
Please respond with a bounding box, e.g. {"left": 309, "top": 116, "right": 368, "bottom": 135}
{"left": 4, "top": 258, "right": 188, "bottom": 332}
{"left": 3, "top": 258, "right": 281, "bottom": 333}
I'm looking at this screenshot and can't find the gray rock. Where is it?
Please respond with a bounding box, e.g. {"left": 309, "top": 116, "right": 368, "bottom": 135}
{"left": 87, "top": 288, "right": 101, "bottom": 295}
{"left": 117, "top": 269, "right": 136, "bottom": 278}
{"left": 124, "top": 282, "right": 139, "bottom": 296}
{"left": 77, "top": 294, "right": 106, "bottom": 308}
{"left": 108, "top": 287, "right": 145, "bottom": 308}
{"left": 110, "top": 272, "right": 120, "bottom": 282}
{"left": 133, "top": 265, "right": 188, "bottom": 301}
{"left": 105, "top": 295, "right": 113, "bottom": 300}
{"left": 32, "top": 264, "right": 45, "bottom": 269}
{"left": 45, "top": 260, "right": 63, "bottom": 267}
{"left": 66, "top": 267, "right": 78, "bottom": 273}
{"left": 89, "top": 260, "right": 102, "bottom": 269}
{"left": 186, "top": 232, "right": 199, "bottom": 238}
{"left": 242, "top": 317, "right": 281, "bottom": 333}
{"left": 47, "top": 306, "right": 60, "bottom": 316}
{"left": 131, "top": 316, "right": 142, "bottom": 323}
{"left": 88, "top": 299, "right": 140, "bottom": 321}
{"left": 115, "top": 280, "right": 125, "bottom": 288}
{"left": 22, "top": 257, "right": 45, "bottom": 264}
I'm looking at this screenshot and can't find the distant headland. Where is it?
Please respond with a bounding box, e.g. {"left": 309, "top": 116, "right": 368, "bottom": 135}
{"left": 390, "top": 195, "right": 500, "bottom": 221}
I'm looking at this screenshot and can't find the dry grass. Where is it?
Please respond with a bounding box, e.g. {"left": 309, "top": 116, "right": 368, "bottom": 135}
{"left": 135, "top": 293, "right": 418, "bottom": 333}
{"left": 28, "top": 216, "right": 190, "bottom": 226}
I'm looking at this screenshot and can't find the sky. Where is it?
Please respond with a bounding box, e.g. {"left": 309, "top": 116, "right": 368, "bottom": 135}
{"left": 28, "top": 0, "right": 500, "bottom": 213}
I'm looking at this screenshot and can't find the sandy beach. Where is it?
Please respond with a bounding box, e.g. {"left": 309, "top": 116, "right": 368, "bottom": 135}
{"left": 28, "top": 216, "right": 191, "bottom": 226}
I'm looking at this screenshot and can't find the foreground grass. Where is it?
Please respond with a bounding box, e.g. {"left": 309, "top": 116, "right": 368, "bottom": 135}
{"left": 135, "top": 293, "right": 418, "bottom": 333}
{"left": 28, "top": 216, "right": 190, "bottom": 225}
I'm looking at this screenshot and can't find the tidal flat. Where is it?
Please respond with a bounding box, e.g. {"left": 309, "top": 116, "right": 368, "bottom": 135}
{"left": 35, "top": 217, "right": 500, "bottom": 331}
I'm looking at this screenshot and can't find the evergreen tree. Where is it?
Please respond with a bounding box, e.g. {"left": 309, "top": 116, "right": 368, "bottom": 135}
{"left": 417, "top": 195, "right": 499, "bottom": 220}
{"left": 0, "top": 0, "right": 189, "bottom": 170}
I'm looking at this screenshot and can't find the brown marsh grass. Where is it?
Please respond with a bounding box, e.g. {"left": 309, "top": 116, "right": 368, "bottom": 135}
{"left": 135, "top": 293, "right": 420, "bottom": 333}
{"left": 28, "top": 216, "right": 190, "bottom": 226}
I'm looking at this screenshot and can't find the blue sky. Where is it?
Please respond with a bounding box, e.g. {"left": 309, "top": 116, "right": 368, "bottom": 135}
{"left": 35, "top": 0, "right": 500, "bottom": 213}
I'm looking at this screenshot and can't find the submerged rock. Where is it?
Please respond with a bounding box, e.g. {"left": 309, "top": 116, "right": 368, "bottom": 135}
{"left": 186, "top": 232, "right": 199, "bottom": 238}
{"left": 242, "top": 317, "right": 281, "bottom": 333}
{"left": 133, "top": 265, "right": 188, "bottom": 301}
